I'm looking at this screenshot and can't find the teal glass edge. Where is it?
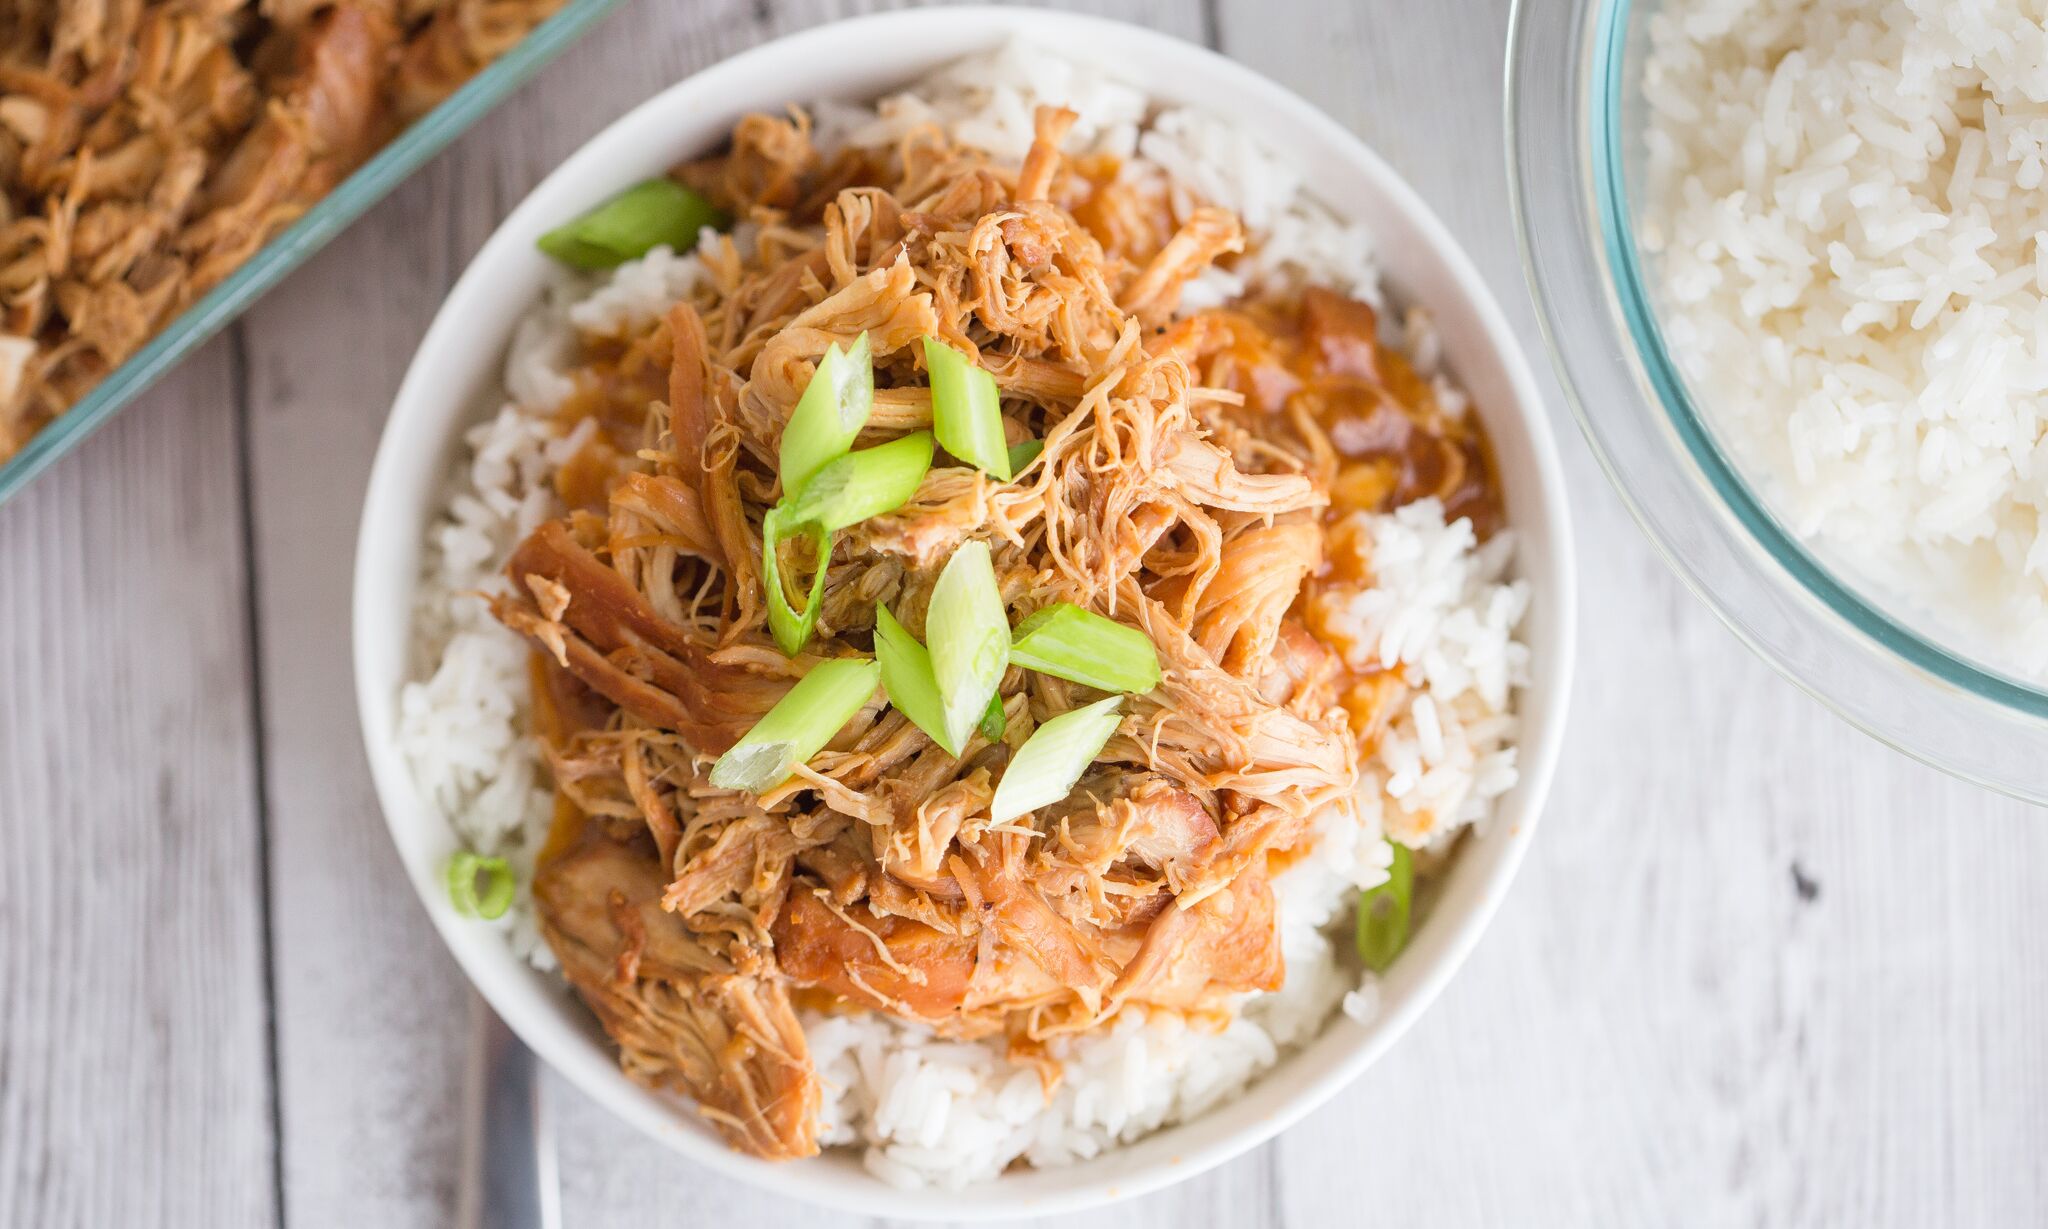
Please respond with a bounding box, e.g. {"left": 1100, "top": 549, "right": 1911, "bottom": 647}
{"left": 1587, "top": 0, "right": 2048, "bottom": 715}
{"left": 0, "top": 0, "right": 625, "bottom": 507}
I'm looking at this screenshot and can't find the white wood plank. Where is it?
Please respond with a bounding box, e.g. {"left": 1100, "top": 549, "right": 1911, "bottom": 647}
{"left": 1222, "top": 2, "right": 2048, "bottom": 1227}
{"left": 0, "top": 347, "right": 276, "bottom": 1229}
{"left": 238, "top": 169, "right": 478, "bottom": 1225}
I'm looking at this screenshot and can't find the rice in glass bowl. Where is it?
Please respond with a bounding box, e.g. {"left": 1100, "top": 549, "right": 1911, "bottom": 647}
{"left": 1511, "top": 0, "right": 2048, "bottom": 800}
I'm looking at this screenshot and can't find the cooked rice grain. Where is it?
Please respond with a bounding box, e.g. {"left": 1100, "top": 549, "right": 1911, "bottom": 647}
{"left": 1643, "top": 0, "right": 2048, "bottom": 682}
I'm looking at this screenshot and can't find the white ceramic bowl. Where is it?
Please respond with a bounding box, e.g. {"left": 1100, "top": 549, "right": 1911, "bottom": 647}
{"left": 353, "top": 8, "right": 1577, "bottom": 1219}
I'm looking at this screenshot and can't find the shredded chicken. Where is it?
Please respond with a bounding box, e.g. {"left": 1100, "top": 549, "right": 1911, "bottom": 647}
{"left": 0, "top": 0, "right": 569, "bottom": 460}
{"left": 497, "top": 103, "right": 1504, "bottom": 1158}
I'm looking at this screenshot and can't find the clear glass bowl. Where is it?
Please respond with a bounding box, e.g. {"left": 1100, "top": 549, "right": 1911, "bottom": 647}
{"left": 0, "top": 0, "right": 623, "bottom": 506}
{"left": 1508, "top": 0, "right": 2048, "bottom": 802}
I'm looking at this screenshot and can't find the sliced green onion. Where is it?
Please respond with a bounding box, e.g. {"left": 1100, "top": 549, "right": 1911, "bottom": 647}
{"left": 978, "top": 692, "right": 1008, "bottom": 742}
{"left": 1007, "top": 439, "right": 1044, "bottom": 473}
{"left": 924, "top": 336, "right": 1011, "bottom": 480}
{"left": 1355, "top": 842, "right": 1414, "bottom": 973}
{"left": 762, "top": 506, "right": 831, "bottom": 656}
{"left": 874, "top": 604, "right": 961, "bottom": 756}
{"left": 537, "top": 179, "right": 729, "bottom": 269}
{"left": 927, "top": 540, "right": 1009, "bottom": 751}
{"left": 709, "top": 657, "right": 882, "bottom": 793}
{"left": 446, "top": 852, "right": 515, "bottom": 920}
{"left": 780, "top": 333, "right": 874, "bottom": 497}
{"left": 989, "top": 696, "right": 1124, "bottom": 822}
{"left": 782, "top": 430, "right": 934, "bottom": 532}
{"left": 1009, "top": 603, "right": 1161, "bottom": 694}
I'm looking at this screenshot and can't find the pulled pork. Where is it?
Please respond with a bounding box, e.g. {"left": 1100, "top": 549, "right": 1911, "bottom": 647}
{"left": 0, "top": 0, "right": 568, "bottom": 460}
{"left": 499, "top": 104, "right": 1501, "bottom": 1159}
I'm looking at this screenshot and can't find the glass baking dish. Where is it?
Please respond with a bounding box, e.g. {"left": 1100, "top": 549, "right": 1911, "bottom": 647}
{"left": 0, "top": 0, "right": 624, "bottom": 506}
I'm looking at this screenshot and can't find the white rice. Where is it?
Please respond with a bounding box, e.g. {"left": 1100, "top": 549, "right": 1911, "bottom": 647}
{"left": 1641, "top": 0, "right": 2048, "bottom": 682}
{"left": 398, "top": 43, "right": 1527, "bottom": 1187}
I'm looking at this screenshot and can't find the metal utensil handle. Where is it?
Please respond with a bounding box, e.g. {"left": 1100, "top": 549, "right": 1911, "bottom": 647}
{"left": 461, "top": 998, "right": 560, "bottom": 1229}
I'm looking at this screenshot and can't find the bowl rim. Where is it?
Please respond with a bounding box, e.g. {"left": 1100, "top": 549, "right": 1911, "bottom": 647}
{"left": 353, "top": 7, "right": 1579, "bottom": 1218}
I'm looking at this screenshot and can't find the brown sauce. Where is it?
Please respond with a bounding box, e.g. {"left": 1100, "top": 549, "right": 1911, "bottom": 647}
{"left": 549, "top": 328, "right": 672, "bottom": 512}
{"left": 1181, "top": 287, "right": 1502, "bottom": 544}
{"left": 527, "top": 654, "right": 593, "bottom": 870}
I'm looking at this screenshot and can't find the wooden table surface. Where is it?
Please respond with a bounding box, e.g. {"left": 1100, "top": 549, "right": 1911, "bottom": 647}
{"left": 6, "top": 1, "right": 2047, "bottom": 1226}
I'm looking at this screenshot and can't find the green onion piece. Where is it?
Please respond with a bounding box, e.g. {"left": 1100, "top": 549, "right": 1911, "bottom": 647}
{"left": 536, "top": 179, "right": 729, "bottom": 270}
{"left": 1009, "top": 603, "right": 1162, "bottom": 694}
{"left": 874, "top": 604, "right": 961, "bottom": 756}
{"left": 779, "top": 333, "right": 874, "bottom": 497}
{"left": 989, "top": 695, "right": 1124, "bottom": 822}
{"left": 761, "top": 506, "right": 831, "bottom": 656}
{"left": 446, "top": 852, "right": 515, "bottom": 920}
{"left": 1007, "top": 439, "right": 1044, "bottom": 473}
{"left": 978, "top": 692, "right": 1008, "bottom": 742}
{"left": 1355, "top": 842, "right": 1414, "bottom": 973}
{"left": 782, "top": 430, "right": 934, "bottom": 532}
{"left": 923, "top": 336, "right": 1011, "bottom": 480}
{"left": 709, "top": 657, "right": 882, "bottom": 793}
{"left": 927, "top": 540, "right": 1010, "bottom": 751}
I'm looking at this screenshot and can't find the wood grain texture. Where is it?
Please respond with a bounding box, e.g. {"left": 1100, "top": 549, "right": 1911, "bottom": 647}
{"left": 0, "top": 347, "right": 275, "bottom": 1229}
{"left": 7, "top": 0, "right": 2048, "bottom": 1226}
{"left": 238, "top": 171, "right": 479, "bottom": 1226}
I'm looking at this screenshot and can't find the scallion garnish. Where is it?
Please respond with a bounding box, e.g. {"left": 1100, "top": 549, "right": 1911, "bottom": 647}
{"left": 927, "top": 540, "right": 1009, "bottom": 752}
{"left": 1009, "top": 603, "right": 1162, "bottom": 694}
{"left": 874, "top": 604, "right": 961, "bottom": 755}
{"left": 1355, "top": 842, "right": 1414, "bottom": 972}
{"left": 536, "top": 179, "right": 729, "bottom": 270}
{"left": 978, "top": 692, "right": 1008, "bottom": 742}
{"left": 988, "top": 695, "right": 1124, "bottom": 822}
{"left": 446, "top": 852, "right": 515, "bottom": 920}
{"left": 780, "top": 333, "right": 874, "bottom": 497}
{"left": 782, "top": 430, "right": 934, "bottom": 532}
{"left": 762, "top": 506, "right": 832, "bottom": 656}
{"left": 924, "top": 336, "right": 1011, "bottom": 480}
{"left": 1007, "top": 439, "right": 1044, "bottom": 473}
{"left": 709, "top": 657, "right": 882, "bottom": 793}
